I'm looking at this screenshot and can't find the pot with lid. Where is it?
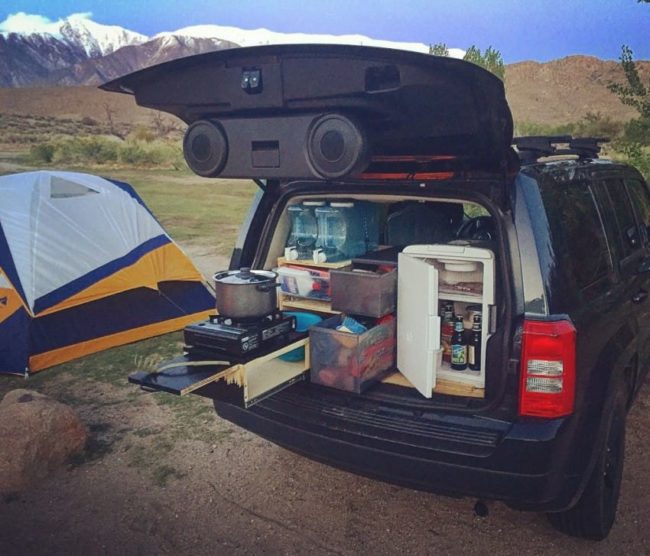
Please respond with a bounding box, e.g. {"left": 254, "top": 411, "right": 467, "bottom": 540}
{"left": 213, "top": 267, "right": 278, "bottom": 321}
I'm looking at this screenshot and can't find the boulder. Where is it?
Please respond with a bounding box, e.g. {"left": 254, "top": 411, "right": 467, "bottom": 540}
{"left": 0, "top": 389, "right": 87, "bottom": 494}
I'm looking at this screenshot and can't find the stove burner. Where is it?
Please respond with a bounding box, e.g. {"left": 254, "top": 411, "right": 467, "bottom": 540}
{"left": 184, "top": 311, "right": 296, "bottom": 358}
{"left": 211, "top": 310, "right": 285, "bottom": 328}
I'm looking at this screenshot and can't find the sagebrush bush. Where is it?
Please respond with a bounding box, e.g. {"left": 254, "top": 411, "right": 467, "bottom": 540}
{"left": 129, "top": 125, "right": 156, "bottom": 143}
{"left": 119, "top": 143, "right": 162, "bottom": 165}
{"left": 30, "top": 143, "right": 55, "bottom": 163}
{"left": 28, "top": 135, "right": 185, "bottom": 169}
{"left": 622, "top": 144, "right": 650, "bottom": 180}
{"left": 624, "top": 118, "right": 650, "bottom": 146}
{"left": 75, "top": 137, "right": 119, "bottom": 164}
{"left": 515, "top": 112, "right": 624, "bottom": 140}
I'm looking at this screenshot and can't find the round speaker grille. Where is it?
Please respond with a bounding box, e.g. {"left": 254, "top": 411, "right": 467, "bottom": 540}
{"left": 183, "top": 120, "right": 228, "bottom": 177}
{"left": 306, "top": 114, "right": 368, "bottom": 178}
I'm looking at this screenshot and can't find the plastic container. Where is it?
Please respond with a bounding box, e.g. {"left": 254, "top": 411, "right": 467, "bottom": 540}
{"left": 285, "top": 201, "right": 324, "bottom": 260}
{"left": 330, "top": 265, "right": 397, "bottom": 317}
{"left": 313, "top": 201, "right": 380, "bottom": 263}
{"left": 279, "top": 311, "right": 323, "bottom": 361}
{"left": 310, "top": 315, "right": 396, "bottom": 393}
{"left": 277, "top": 265, "right": 332, "bottom": 300}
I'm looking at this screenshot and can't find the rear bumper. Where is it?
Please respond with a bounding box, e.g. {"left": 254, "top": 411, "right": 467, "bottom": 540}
{"left": 213, "top": 385, "right": 583, "bottom": 511}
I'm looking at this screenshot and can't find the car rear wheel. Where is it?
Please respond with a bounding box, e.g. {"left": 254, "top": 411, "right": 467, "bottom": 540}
{"left": 547, "top": 389, "right": 627, "bottom": 540}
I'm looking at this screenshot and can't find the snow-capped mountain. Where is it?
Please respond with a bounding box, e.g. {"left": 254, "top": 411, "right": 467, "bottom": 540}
{"left": 0, "top": 12, "right": 464, "bottom": 88}
{"left": 156, "top": 24, "right": 466, "bottom": 58}
{"left": 0, "top": 13, "right": 150, "bottom": 86}
{"left": 57, "top": 14, "right": 147, "bottom": 57}
{"left": 0, "top": 12, "right": 146, "bottom": 57}
{"left": 50, "top": 35, "right": 239, "bottom": 87}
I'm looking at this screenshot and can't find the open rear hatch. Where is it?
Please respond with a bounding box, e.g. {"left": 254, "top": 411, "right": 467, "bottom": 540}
{"left": 101, "top": 44, "right": 515, "bottom": 181}
{"left": 110, "top": 45, "right": 515, "bottom": 410}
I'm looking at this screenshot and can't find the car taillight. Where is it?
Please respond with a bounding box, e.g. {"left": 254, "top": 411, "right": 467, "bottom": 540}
{"left": 518, "top": 319, "right": 576, "bottom": 418}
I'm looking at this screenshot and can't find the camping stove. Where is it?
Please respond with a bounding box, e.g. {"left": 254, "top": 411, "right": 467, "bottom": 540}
{"left": 184, "top": 311, "right": 296, "bottom": 357}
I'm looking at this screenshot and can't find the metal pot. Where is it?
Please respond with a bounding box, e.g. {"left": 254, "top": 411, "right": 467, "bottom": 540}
{"left": 213, "top": 267, "right": 278, "bottom": 321}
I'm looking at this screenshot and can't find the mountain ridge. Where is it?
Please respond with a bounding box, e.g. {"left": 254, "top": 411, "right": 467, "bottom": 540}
{"left": 1, "top": 15, "right": 649, "bottom": 126}
{"left": 0, "top": 14, "right": 469, "bottom": 88}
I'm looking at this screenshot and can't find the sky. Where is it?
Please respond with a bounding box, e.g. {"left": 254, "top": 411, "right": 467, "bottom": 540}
{"left": 0, "top": 0, "right": 648, "bottom": 63}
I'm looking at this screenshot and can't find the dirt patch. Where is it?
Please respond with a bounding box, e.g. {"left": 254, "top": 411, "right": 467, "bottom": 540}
{"left": 0, "top": 372, "right": 647, "bottom": 555}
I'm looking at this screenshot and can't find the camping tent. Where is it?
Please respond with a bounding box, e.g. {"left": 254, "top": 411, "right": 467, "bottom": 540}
{"left": 0, "top": 171, "right": 215, "bottom": 375}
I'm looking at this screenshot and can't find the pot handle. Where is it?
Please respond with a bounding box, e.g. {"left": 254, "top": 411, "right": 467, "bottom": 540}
{"left": 256, "top": 281, "right": 279, "bottom": 293}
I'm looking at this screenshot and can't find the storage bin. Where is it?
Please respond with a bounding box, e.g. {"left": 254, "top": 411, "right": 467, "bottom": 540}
{"left": 279, "top": 311, "right": 323, "bottom": 361}
{"left": 310, "top": 315, "right": 396, "bottom": 393}
{"left": 277, "top": 265, "right": 332, "bottom": 300}
{"left": 330, "top": 266, "right": 397, "bottom": 317}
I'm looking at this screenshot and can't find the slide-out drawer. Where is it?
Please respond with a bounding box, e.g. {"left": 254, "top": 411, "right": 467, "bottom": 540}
{"left": 129, "top": 338, "right": 309, "bottom": 408}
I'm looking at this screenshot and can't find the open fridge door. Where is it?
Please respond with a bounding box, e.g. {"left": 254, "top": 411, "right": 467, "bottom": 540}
{"left": 397, "top": 253, "right": 439, "bottom": 398}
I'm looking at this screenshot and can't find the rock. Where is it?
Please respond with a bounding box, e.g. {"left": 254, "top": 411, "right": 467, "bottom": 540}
{"left": 0, "top": 389, "right": 87, "bottom": 494}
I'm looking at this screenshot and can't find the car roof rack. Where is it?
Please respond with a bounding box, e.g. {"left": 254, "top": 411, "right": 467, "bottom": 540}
{"left": 513, "top": 136, "right": 609, "bottom": 164}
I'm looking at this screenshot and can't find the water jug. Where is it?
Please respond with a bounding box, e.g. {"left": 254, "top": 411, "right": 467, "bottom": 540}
{"left": 313, "top": 201, "right": 379, "bottom": 263}
{"left": 285, "top": 201, "right": 324, "bottom": 260}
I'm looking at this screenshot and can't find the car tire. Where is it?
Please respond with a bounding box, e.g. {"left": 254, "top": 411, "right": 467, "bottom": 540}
{"left": 547, "top": 388, "right": 627, "bottom": 540}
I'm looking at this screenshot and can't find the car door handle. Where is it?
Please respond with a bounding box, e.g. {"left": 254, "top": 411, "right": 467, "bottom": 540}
{"left": 632, "top": 289, "right": 648, "bottom": 303}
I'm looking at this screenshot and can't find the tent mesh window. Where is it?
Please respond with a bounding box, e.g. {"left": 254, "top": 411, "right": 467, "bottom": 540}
{"left": 50, "top": 177, "right": 100, "bottom": 199}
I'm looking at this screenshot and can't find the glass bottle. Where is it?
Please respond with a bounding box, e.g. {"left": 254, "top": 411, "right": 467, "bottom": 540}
{"left": 468, "top": 314, "right": 482, "bottom": 371}
{"left": 440, "top": 302, "right": 455, "bottom": 363}
{"left": 451, "top": 315, "right": 467, "bottom": 371}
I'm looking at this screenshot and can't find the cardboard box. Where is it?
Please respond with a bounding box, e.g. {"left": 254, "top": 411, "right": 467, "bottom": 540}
{"left": 330, "top": 266, "right": 397, "bottom": 317}
{"left": 309, "top": 315, "right": 396, "bottom": 393}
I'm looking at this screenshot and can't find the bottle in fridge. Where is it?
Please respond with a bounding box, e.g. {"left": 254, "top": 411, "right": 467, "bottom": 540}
{"left": 451, "top": 315, "right": 468, "bottom": 371}
{"left": 440, "top": 302, "right": 454, "bottom": 363}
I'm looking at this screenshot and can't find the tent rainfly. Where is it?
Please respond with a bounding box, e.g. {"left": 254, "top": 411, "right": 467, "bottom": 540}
{"left": 0, "top": 171, "right": 215, "bottom": 375}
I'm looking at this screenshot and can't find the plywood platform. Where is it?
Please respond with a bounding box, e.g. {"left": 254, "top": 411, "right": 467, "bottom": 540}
{"left": 129, "top": 337, "right": 309, "bottom": 399}
{"left": 279, "top": 294, "right": 339, "bottom": 314}
{"left": 382, "top": 371, "right": 485, "bottom": 398}
{"left": 277, "top": 257, "right": 351, "bottom": 269}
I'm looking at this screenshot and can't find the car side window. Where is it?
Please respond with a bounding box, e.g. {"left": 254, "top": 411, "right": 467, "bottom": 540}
{"left": 625, "top": 178, "right": 650, "bottom": 245}
{"left": 599, "top": 178, "right": 642, "bottom": 260}
{"left": 541, "top": 180, "right": 613, "bottom": 299}
{"left": 564, "top": 184, "right": 613, "bottom": 292}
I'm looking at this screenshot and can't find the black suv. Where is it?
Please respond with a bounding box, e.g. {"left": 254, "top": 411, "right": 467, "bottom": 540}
{"left": 104, "top": 45, "right": 649, "bottom": 540}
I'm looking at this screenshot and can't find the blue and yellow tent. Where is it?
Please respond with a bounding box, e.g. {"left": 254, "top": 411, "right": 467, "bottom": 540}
{"left": 0, "top": 171, "right": 215, "bottom": 374}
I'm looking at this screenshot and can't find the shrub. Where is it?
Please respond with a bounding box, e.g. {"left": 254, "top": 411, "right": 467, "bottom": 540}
{"left": 572, "top": 112, "right": 624, "bottom": 140}
{"left": 30, "top": 143, "right": 55, "bottom": 163}
{"left": 27, "top": 136, "right": 184, "bottom": 169}
{"left": 77, "top": 137, "right": 120, "bottom": 164}
{"left": 622, "top": 143, "right": 650, "bottom": 180}
{"left": 515, "top": 113, "right": 624, "bottom": 141}
{"left": 130, "top": 125, "right": 156, "bottom": 143}
{"left": 624, "top": 117, "right": 650, "bottom": 146}
{"left": 515, "top": 121, "right": 573, "bottom": 137}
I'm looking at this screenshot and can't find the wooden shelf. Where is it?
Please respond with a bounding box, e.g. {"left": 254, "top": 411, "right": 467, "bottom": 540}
{"left": 279, "top": 294, "right": 340, "bottom": 315}
{"left": 437, "top": 366, "right": 483, "bottom": 387}
{"left": 382, "top": 371, "right": 484, "bottom": 399}
{"left": 438, "top": 292, "right": 483, "bottom": 304}
{"left": 277, "top": 257, "right": 351, "bottom": 270}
